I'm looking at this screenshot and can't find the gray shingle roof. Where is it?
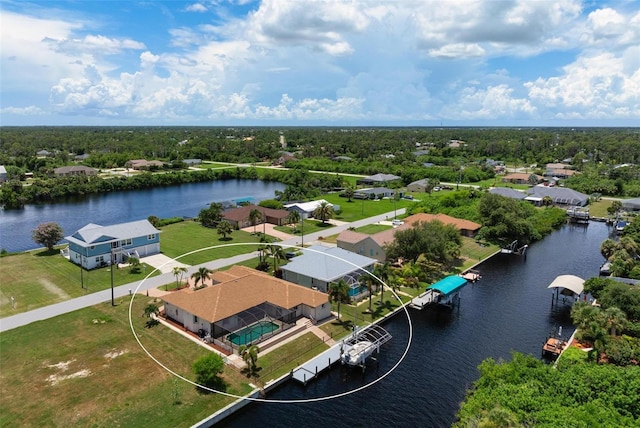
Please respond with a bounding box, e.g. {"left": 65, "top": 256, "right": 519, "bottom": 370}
{"left": 66, "top": 220, "right": 160, "bottom": 245}
{"left": 281, "top": 245, "right": 376, "bottom": 282}
{"left": 489, "top": 187, "right": 526, "bottom": 199}
{"left": 526, "top": 186, "right": 588, "bottom": 205}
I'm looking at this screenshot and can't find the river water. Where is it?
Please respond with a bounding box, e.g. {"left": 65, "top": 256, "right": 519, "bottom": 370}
{"left": 0, "top": 179, "right": 285, "bottom": 253}
{"left": 223, "top": 222, "right": 612, "bottom": 428}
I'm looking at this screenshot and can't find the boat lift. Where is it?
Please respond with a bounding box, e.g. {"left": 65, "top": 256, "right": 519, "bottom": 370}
{"left": 340, "top": 324, "right": 392, "bottom": 372}
{"left": 501, "top": 240, "right": 528, "bottom": 256}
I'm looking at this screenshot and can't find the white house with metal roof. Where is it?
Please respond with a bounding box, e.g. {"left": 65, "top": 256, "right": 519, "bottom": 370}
{"left": 280, "top": 245, "right": 377, "bottom": 293}
{"left": 284, "top": 199, "right": 333, "bottom": 219}
{"left": 65, "top": 219, "right": 161, "bottom": 269}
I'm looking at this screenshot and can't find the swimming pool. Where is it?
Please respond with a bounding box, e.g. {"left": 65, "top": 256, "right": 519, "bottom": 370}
{"left": 227, "top": 321, "right": 279, "bottom": 346}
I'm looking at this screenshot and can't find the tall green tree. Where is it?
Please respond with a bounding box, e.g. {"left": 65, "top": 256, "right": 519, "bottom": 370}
{"left": 238, "top": 345, "right": 260, "bottom": 376}
{"left": 198, "top": 202, "right": 223, "bottom": 228}
{"left": 287, "top": 210, "right": 301, "bottom": 232}
{"left": 171, "top": 266, "right": 188, "bottom": 290}
{"left": 373, "top": 262, "right": 391, "bottom": 304}
{"left": 329, "top": 279, "right": 351, "bottom": 320}
{"left": 249, "top": 208, "right": 263, "bottom": 235}
{"left": 192, "top": 353, "right": 225, "bottom": 390}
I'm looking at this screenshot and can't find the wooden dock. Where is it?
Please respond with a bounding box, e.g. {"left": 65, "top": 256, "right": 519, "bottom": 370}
{"left": 291, "top": 343, "right": 346, "bottom": 385}
{"left": 542, "top": 337, "right": 566, "bottom": 358}
{"left": 409, "top": 289, "right": 438, "bottom": 310}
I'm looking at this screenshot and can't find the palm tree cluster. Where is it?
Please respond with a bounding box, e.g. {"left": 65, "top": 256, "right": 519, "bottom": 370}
{"left": 571, "top": 302, "right": 628, "bottom": 361}
{"left": 600, "top": 236, "right": 640, "bottom": 278}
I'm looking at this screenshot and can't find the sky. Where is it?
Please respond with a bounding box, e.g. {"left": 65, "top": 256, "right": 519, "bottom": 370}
{"left": 1, "top": 0, "right": 639, "bottom": 127}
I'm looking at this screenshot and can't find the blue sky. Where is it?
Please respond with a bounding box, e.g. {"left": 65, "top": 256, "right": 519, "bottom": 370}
{"left": 1, "top": 0, "right": 639, "bottom": 126}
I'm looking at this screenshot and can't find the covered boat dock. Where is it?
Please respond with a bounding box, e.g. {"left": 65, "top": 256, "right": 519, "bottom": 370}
{"left": 410, "top": 275, "right": 468, "bottom": 310}
{"left": 548, "top": 274, "right": 584, "bottom": 305}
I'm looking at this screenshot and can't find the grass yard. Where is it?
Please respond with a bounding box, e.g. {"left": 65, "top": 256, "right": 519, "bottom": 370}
{"left": 256, "top": 333, "right": 328, "bottom": 382}
{"left": 273, "top": 219, "right": 335, "bottom": 237}
{"left": 0, "top": 249, "right": 157, "bottom": 317}
{"left": 355, "top": 224, "right": 392, "bottom": 234}
{"left": 158, "top": 220, "right": 266, "bottom": 265}
{"left": 0, "top": 298, "right": 253, "bottom": 428}
{"left": 457, "top": 238, "right": 500, "bottom": 272}
{"left": 198, "top": 162, "right": 239, "bottom": 169}
{"left": 321, "top": 193, "right": 414, "bottom": 222}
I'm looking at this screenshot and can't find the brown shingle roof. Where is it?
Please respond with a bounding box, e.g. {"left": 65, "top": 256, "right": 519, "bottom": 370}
{"left": 403, "top": 213, "right": 481, "bottom": 232}
{"left": 336, "top": 230, "right": 369, "bottom": 244}
{"left": 162, "top": 266, "right": 328, "bottom": 323}
{"left": 222, "top": 204, "right": 289, "bottom": 222}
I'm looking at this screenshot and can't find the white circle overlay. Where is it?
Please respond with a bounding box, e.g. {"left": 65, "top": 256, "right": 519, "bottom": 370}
{"left": 128, "top": 242, "right": 413, "bottom": 403}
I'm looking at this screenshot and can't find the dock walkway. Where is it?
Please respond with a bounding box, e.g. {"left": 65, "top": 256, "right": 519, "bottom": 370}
{"left": 291, "top": 342, "right": 347, "bottom": 384}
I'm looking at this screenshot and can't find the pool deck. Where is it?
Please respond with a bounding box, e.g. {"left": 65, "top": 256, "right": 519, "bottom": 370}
{"left": 291, "top": 342, "right": 348, "bottom": 384}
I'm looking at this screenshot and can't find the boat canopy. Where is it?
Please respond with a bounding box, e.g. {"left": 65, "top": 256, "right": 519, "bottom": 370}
{"left": 547, "top": 275, "right": 584, "bottom": 296}
{"left": 429, "top": 275, "right": 467, "bottom": 297}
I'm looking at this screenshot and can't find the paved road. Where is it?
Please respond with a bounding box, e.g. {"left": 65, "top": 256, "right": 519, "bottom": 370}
{"left": 0, "top": 208, "right": 405, "bottom": 333}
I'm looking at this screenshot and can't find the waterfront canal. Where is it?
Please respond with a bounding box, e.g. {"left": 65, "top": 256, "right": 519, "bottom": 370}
{"left": 224, "top": 222, "right": 612, "bottom": 427}
{"left": 0, "top": 179, "right": 284, "bottom": 253}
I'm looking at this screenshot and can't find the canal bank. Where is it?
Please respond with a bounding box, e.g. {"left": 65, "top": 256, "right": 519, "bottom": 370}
{"left": 222, "top": 221, "right": 612, "bottom": 427}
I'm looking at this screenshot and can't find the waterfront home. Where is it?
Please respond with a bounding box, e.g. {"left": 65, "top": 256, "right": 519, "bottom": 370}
{"left": 222, "top": 204, "right": 290, "bottom": 229}
{"left": 526, "top": 185, "right": 589, "bottom": 207}
{"left": 162, "top": 265, "right": 330, "bottom": 352}
{"left": 502, "top": 173, "right": 544, "bottom": 185}
{"left": 280, "top": 245, "right": 376, "bottom": 294}
{"left": 53, "top": 165, "right": 98, "bottom": 177}
{"left": 125, "top": 159, "right": 165, "bottom": 170}
{"left": 284, "top": 199, "right": 333, "bottom": 220}
{"left": 65, "top": 219, "right": 161, "bottom": 270}
{"left": 337, "top": 228, "right": 400, "bottom": 262}
{"left": 356, "top": 173, "right": 402, "bottom": 187}
{"left": 402, "top": 213, "right": 481, "bottom": 238}
{"left": 489, "top": 187, "right": 526, "bottom": 200}
{"left": 622, "top": 197, "right": 640, "bottom": 212}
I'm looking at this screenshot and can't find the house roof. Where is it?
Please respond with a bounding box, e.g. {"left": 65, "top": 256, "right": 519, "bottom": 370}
{"left": 280, "top": 245, "right": 376, "bottom": 282}
{"left": 360, "top": 173, "right": 401, "bottom": 182}
{"left": 403, "top": 213, "right": 481, "bottom": 232}
{"left": 546, "top": 163, "right": 572, "bottom": 170}
{"left": 336, "top": 230, "right": 370, "bottom": 244}
{"left": 489, "top": 187, "right": 526, "bottom": 200}
{"left": 355, "top": 187, "right": 394, "bottom": 195}
{"left": 503, "top": 173, "right": 543, "bottom": 181}
{"left": 284, "top": 199, "right": 332, "bottom": 213}
{"left": 162, "top": 266, "right": 328, "bottom": 323}
{"left": 54, "top": 165, "right": 97, "bottom": 174}
{"left": 65, "top": 219, "right": 160, "bottom": 246}
{"left": 222, "top": 204, "right": 289, "bottom": 222}
{"left": 622, "top": 198, "right": 640, "bottom": 209}
{"left": 547, "top": 275, "right": 584, "bottom": 295}
{"left": 527, "top": 186, "right": 588, "bottom": 204}
{"left": 0, "top": 165, "right": 6, "bottom": 174}
{"left": 408, "top": 178, "right": 430, "bottom": 187}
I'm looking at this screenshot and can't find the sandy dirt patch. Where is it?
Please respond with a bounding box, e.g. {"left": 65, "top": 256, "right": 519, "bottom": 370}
{"left": 104, "top": 349, "right": 128, "bottom": 360}
{"left": 39, "top": 278, "right": 70, "bottom": 300}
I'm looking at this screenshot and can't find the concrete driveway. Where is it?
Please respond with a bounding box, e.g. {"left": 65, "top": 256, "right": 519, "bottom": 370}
{"left": 140, "top": 253, "right": 190, "bottom": 274}
{"left": 240, "top": 223, "right": 294, "bottom": 241}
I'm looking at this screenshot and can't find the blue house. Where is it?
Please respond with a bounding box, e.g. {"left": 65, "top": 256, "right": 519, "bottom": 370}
{"left": 65, "top": 220, "right": 161, "bottom": 270}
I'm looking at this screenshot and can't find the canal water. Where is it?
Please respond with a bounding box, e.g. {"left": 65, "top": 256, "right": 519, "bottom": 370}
{"left": 223, "top": 222, "right": 612, "bottom": 427}
{"left": 0, "top": 179, "right": 285, "bottom": 253}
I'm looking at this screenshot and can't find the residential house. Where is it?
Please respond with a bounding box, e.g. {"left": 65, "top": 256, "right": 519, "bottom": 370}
{"left": 622, "top": 198, "right": 640, "bottom": 212}
{"left": 402, "top": 213, "right": 481, "bottom": 238}
{"left": 183, "top": 159, "right": 202, "bottom": 166}
{"left": 526, "top": 185, "right": 589, "bottom": 207}
{"left": 488, "top": 187, "right": 526, "bottom": 200}
{"left": 353, "top": 187, "right": 396, "bottom": 200}
{"left": 407, "top": 178, "right": 435, "bottom": 193}
{"left": 336, "top": 228, "right": 398, "bottom": 262}
{"left": 545, "top": 163, "right": 577, "bottom": 179}
{"left": 65, "top": 219, "right": 161, "bottom": 270}
{"left": 125, "top": 159, "right": 165, "bottom": 170}
{"left": 54, "top": 165, "right": 98, "bottom": 177}
{"left": 280, "top": 245, "right": 376, "bottom": 294}
{"left": 222, "top": 204, "right": 290, "bottom": 229}
{"left": 356, "top": 173, "right": 402, "bottom": 187}
{"left": 162, "top": 265, "right": 330, "bottom": 352}
{"left": 0, "top": 165, "right": 6, "bottom": 183}
{"left": 502, "top": 173, "right": 544, "bottom": 185}
{"left": 284, "top": 199, "right": 333, "bottom": 220}
{"left": 36, "top": 149, "right": 53, "bottom": 157}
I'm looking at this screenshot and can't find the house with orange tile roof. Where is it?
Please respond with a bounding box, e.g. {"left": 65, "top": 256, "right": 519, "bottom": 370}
{"left": 402, "top": 213, "right": 481, "bottom": 237}
{"left": 502, "top": 172, "right": 543, "bottom": 184}
{"left": 162, "top": 265, "right": 330, "bottom": 352}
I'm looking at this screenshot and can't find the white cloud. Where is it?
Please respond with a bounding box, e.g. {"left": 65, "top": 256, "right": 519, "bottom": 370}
{"left": 49, "top": 34, "right": 145, "bottom": 55}
{"left": 525, "top": 50, "right": 640, "bottom": 119}
{"left": 0, "top": 106, "right": 46, "bottom": 115}
{"left": 185, "top": 3, "right": 208, "bottom": 13}
{"left": 429, "top": 43, "right": 485, "bottom": 59}
{"left": 441, "top": 84, "right": 535, "bottom": 120}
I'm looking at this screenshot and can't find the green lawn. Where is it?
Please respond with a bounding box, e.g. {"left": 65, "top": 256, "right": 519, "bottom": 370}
{"left": 322, "top": 193, "right": 414, "bottom": 222}
{"left": 273, "top": 219, "right": 335, "bottom": 237}
{"left": 0, "top": 249, "right": 157, "bottom": 317}
{"left": 158, "top": 220, "right": 267, "bottom": 265}
{"left": 0, "top": 298, "right": 253, "bottom": 427}
{"left": 457, "top": 238, "right": 500, "bottom": 271}
{"left": 256, "top": 333, "right": 328, "bottom": 383}
{"left": 355, "top": 224, "right": 392, "bottom": 234}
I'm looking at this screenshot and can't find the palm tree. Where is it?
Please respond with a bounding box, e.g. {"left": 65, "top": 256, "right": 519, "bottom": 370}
{"left": 287, "top": 210, "right": 300, "bottom": 233}
{"left": 171, "top": 266, "right": 188, "bottom": 290}
{"left": 542, "top": 195, "right": 553, "bottom": 207}
{"left": 266, "top": 244, "right": 287, "bottom": 273}
{"left": 217, "top": 219, "right": 233, "bottom": 240}
{"left": 600, "top": 239, "right": 617, "bottom": 260}
{"left": 373, "top": 262, "right": 391, "bottom": 304}
{"left": 249, "top": 208, "right": 263, "bottom": 235}
{"left": 329, "top": 279, "right": 351, "bottom": 320}
{"left": 343, "top": 186, "right": 355, "bottom": 202}
{"left": 313, "top": 201, "right": 333, "bottom": 225}
{"left": 604, "top": 306, "right": 627, "bottom": 336}
{"left": 191, "top": 267, "right": 212, "bottom": 288}
{"left": 360, "top": 272, "right": 377, "bottom": 313}
{"left": 238, "top": 344, "right": 260, "bottom": 375}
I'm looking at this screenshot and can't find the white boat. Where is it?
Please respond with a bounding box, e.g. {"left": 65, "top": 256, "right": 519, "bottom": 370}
{"left": 341, "top": 340, "right": 375, "bottom": 366}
